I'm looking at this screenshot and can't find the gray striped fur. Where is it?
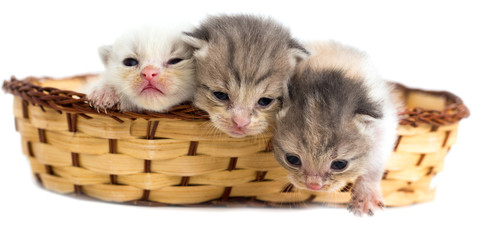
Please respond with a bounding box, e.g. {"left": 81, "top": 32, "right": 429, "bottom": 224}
{"left": 183, "top": 14, "right": 308, "bottom": 137}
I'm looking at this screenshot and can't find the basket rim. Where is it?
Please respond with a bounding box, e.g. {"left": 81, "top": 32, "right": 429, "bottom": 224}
{"left": 2, "top": 74, "right": 209, "bottom": 122}
{"left": 2, "top": 74, "right": 470, "bottom": 126}
{"left": 393, "top": 83, "right": 470, "bottom": 126}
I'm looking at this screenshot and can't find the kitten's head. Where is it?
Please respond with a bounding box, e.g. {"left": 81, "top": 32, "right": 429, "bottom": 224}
{"left": 100, "top": 24, "right": 196, "bottom": 112}
{"left": 273, "top": 69, "right": 384, "bottom": 192}
{"left": 182, "top": 15, "right": 309, "bottom": 137}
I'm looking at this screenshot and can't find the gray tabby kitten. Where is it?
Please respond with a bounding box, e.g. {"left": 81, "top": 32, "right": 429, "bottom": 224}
{"left": 274, "top": 41, "right": 398, "bottom": 216}
{"left": 182, "top": 14, "right": 309, "bottom": 138}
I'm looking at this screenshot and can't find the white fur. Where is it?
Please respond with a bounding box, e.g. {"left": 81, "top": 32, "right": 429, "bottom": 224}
{"left": 86, "top": 24, "right": 196, "bottom": 112}
{"left": 301, "top": 40, "right": 387, "bottom": 102}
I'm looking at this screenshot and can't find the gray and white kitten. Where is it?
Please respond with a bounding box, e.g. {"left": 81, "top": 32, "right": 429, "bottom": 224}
{"left": 273, "top": 41, "right": 398, "bottom": 216}
{"left": 86, "top": 24, "right": 196, "bottom": 112}
{"left": 182, "top": 14, "right": 309, "bottom": 138}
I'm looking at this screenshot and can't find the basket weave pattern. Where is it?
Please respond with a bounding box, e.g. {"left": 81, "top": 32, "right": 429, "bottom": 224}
{"left": 3, "top": 75, "right": 470, "bottom": 207}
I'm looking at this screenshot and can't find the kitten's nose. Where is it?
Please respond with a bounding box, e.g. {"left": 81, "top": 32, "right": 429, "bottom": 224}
{"left": 306, "top": 183, "right": 323, "bottom": 191}
{"left": 232, "top": 115, "right": 251, "bottom": 129}
{"left": 141, "top": 66, "right": 160, "bottom": 82}
{"left": 305, "top": 175, "right": 323, "bottom": 190}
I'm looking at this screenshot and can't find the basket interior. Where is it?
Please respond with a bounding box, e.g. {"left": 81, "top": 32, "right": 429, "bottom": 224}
{"left": 30, "top": 75, "right": 98, "bottom": 93}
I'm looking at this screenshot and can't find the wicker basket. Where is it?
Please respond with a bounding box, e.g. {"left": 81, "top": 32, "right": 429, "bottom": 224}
{"left": 3, "top": 75, "right": 470, "bottom": 207}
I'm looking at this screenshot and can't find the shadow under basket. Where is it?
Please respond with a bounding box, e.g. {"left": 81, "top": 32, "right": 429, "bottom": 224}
{"left": 3, "top": 75, "right": 470, "bottom": 208}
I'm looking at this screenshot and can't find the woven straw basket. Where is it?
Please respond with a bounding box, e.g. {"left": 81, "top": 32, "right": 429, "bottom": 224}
{"left": 3, "top": 75, "right": 470, "bottom": 208}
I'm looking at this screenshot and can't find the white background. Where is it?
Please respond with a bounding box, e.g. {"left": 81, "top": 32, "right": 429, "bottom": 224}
{"left": 1, "top": 0, "right": 478, "bottom": 239}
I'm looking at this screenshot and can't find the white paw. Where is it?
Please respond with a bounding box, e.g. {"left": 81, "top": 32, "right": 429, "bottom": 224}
{"left": 87, "top": 87, "right": 120, "bottom": 112}
{"left": 348, "top": 188, "right": 385, "bottom": 217}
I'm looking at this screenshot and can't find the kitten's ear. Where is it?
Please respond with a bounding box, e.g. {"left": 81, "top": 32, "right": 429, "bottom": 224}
{"left": 288, "top": 39, "right": 310, "bottom": 65}
{"left": 353, "top": 109, "right": 383, "bottom": 131}
{"left": 354, "top": 113, "right": 377, "bottom": 125}
{"left": 98, "top": 45, "right": 112, "bottom": 66}
{"left": 277, "top": 81, "right": 293, "bottom": 120}
{"left": 181, "top": 29, "right": 209, "bottom": 50}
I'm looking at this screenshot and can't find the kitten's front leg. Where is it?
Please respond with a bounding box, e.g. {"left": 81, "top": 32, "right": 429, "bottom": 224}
{"left": 348, "top": 173, "right": 385, "bottom": 216}
{"left": 87, "top": 85, "right": 120, "bottom": 112}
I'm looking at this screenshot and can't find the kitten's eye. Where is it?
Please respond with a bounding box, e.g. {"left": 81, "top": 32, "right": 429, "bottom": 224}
{"left": 331, "top": 160, "right": 348, "bottom": 170}
{"left": 213, "top": 91, "right": 229, "bottom": 101}
{"left": 285, "top": 154, "right": 301, "bottom": 167}
{"left": 257, "top": 98, "right": 274, "bottom": 107}
{"left": 167, "top": 58, "right": 183, "bottom": 65}
{"left": 123, "top": 58, "right": 139, "bottom": 67}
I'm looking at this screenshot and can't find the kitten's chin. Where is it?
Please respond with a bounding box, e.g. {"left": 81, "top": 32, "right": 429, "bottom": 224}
{"left": 292, "top": 182, "right": 333, "bottom": 192}
{"left": 226, "top": 130, "right": 248, "bottom": 138}
{"left": 131, "top": 93, "right": 187, "bottom": 112}
{"left": 218, "top": 128, "right": 249, "bottom": 138}
{"left": 223, "top": 126, "right": 267, "bottom": 138}
{"left": 288, "top": 175, "right": 341, "bottom": 192}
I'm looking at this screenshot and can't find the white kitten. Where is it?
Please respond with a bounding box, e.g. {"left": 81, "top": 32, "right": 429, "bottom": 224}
{"left": 87, "top": 24, "right": 196, "bottom": 112}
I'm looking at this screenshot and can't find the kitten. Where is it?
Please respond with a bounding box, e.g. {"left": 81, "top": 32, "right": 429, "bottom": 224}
{"left": 86, "top": 24, "right": 196, "bottom": 112}
{"left": 182, "top": 14, "right": 309, "bottom": 138}
{"left": 273, "top": 41, "right": 398, "bottom": 216}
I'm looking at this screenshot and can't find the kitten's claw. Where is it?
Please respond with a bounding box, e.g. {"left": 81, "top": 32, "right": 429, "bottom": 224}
{"left": 368, "top": 209, "right": 374, "bottom": 216}
{"left": 347, "top": 205, "right": 353, "bottom": 212}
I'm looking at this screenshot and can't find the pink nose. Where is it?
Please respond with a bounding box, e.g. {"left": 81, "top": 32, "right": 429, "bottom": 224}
{"left": 141, "top": 66, "right": 160, "bottom": 82}
{"left": 306, "top": 183, "right": 322, "bottom": 191}
{"left": 232, "top": 116, "right": 251, "bottom": 129}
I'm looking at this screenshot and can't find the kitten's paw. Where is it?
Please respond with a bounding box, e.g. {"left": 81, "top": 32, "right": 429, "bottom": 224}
{"left": 87, "top": 87, "right": 120, "bottom": 112}
{"left": 347, "top": 189, "right": 384, "bottom": 217}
